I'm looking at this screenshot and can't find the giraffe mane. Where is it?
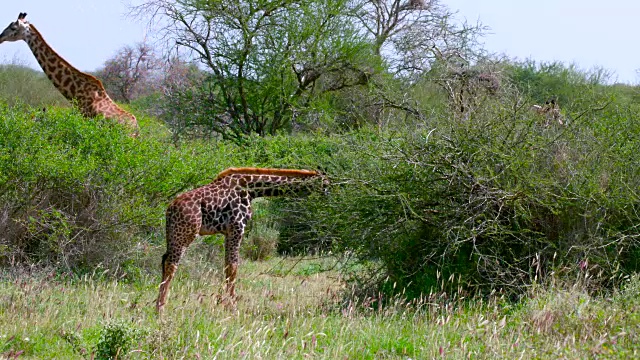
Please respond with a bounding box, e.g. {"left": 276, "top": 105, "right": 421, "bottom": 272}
{"left": 28, "top": 24, "right": 109, "bottom": 93}
{"left": 214, "top": 167, "right": 319, "bottom": 180}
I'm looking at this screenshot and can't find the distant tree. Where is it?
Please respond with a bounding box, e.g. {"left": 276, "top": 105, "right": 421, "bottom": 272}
{"left": 130, "top": 0, "right": 486, "bottom": 140}
{"left": 429, "top": 50, "right": 504, "bottom": 120}
{"left": 96, "top": 42, "right": 160, "bottom": 103}
{"left": 160, "top": 56, "right": 203, "bottom": 93}
{"left": 342, "top": 0, "right": 489, "bottom": 124}
{"left": 131, "top": 0, "right": 374, "bottom": 143}
{"left": 155, "top": 56, "right": 209, "bottom": 137}
{"left": 351, "top": 0, "right": 485, "bottom": 79}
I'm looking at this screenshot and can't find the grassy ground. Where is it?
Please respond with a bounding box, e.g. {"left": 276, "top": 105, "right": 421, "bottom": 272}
{"left": 0, "top": 251, "right": 639, "bottom": 359}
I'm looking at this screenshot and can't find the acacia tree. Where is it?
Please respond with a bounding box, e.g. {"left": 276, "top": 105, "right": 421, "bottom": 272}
{"left": 130, "top": 0, "right": 485, "bottom": 141}
{"left": 350, "top": 0, "right": 485, "bottom": 78}
{"left": 161, "top": 56, "right": 203, "bottom": 91}
{"left": 131, "top": 0, "right": 373, "bottom": 142}
{"left": 96, "top": 42, "right": 160, "bottom": 103}
{"left": 342, "top": 0, "right": 488, "bottom": 125}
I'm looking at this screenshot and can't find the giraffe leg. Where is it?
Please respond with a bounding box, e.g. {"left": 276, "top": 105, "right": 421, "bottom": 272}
{"left": 156, "top": 252, "right": 177, "bottom": 313}
{"left": 223, "top": 224, "right": 245, "bottom": 300}
{"left": 156, "top": 203, "right": 200, "bottom": 314}
{"left": 156, "top": 240, "right": 194, "bottom": 313}
{"left": 224, "top": 262, "right": 239, "bottom": 298}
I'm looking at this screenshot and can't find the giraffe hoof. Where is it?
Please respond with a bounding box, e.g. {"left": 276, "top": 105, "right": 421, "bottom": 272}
{"left": 215, "top": 293, "right": 238, "bottom": 309}
{"left": 213, "top": 293, "right": 223, "bottom": 304}
{"left": 223, "top": 299, "right": 237, "bottom": 311}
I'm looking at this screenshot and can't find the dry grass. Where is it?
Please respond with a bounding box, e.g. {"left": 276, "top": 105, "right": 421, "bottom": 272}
{"left": 0, "top": 254, "right": 639, "bottom": 359}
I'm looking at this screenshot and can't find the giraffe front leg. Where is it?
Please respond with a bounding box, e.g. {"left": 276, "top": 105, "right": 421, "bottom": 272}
{"left": 224, "top": 262, "right": 239, "bottom": 298}
{"left": 223, "top": 224, "right": 245, "bottom": 301}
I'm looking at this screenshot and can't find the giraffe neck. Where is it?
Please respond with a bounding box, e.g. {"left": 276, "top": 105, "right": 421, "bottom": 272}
{"left": 221, "top": 173, "right": 321, "bottom": 198}
{"left": 24, "top": 24, "right": 83, "bottom": 101}
{"left": 16, "top": 24, "right": 138, "bottom": 135}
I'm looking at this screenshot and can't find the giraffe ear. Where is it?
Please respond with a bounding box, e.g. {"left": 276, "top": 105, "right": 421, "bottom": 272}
{"left": 18, "top": 13, "right": 27, "bottom": 20}
{"left": 314, "top": 165, "right": 327, "bottom": 176}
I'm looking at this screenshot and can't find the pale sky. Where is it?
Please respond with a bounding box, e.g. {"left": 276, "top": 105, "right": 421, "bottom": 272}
{"left": 0, "top": 1, "right": 146, "bottom": 72}
{"left": 447, "top": 0, "right": 640, "bottom": 84}
{"left": 0, "top": 0, "right": 638, "bottom": 84}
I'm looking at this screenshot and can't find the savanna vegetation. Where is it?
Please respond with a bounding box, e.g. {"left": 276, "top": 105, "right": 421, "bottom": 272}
{"left": 1, "top": 0, "right": 640, "bottom": 358}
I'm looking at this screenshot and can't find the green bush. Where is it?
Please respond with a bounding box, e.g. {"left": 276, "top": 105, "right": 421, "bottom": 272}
{"left": 507, "top": 60, "right": 613, "bottom": 111}
{"left": 242, "top": 199, "right": 279, "bottom": 261}
{"left": 95, "top": 320, "right": 146, "bottom": 360}
{"left": 0, "top": 63, "right": 67, "bottom": 108}
{"left": 0, "top": 104, "right": 339, "bottom": 273}
{"left": 288, "top": 89, "right": 640, "bottom": 299}
{"left": 0, "top": 104, "right": 223, "bottom": 271}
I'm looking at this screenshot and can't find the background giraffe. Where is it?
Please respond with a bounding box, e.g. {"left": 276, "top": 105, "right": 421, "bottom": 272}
{"left": 156, "top": 167, "right": 328, "bottom": 313}
{"left": 531, "top": 97, "right": 564, "bottom": 126}
{"left": 0, "top": 13, "right": 139, "bottom": 136}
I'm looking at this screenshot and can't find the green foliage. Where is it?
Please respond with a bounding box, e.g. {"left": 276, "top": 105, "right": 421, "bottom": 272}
{"left": 95, "top": 320, "right": 146, "bottom": 360}
{"left": 0, "top": 102, "right": 338, "bottom": 272}
{"left": 507, "top": 59, "right": 613, "bottom": 109}
{"left": 242, "top": 199, "right": 279, "bottom": 261}
{"left": 283, "top": 84, "right": 640, "bottom": 298}
{"left": 0, "top": 63, "right": 66, "bottom": 107}
{"left": 0, "top": 104, "right": 213, "bottom": 270}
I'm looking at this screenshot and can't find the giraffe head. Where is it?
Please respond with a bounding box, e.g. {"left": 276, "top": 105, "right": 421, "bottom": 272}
{"left": 316, "top": 170, "right": 331, "bottom": 195}
{"left": 293, "top": 170, "right": 331, "bottom": 197}
{"left": 0, "top": 13, "right": 30, "bottom": 44}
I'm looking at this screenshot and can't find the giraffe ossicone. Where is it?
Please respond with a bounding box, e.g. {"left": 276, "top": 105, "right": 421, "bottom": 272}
{"left": 0, "top": 13, "right": 139, "bottom": 136}
{"left": 156, "top": 167, "right": 328, "bottom": 313}
{"left": 531, "top": 97, "right": 564, "bottom": 126}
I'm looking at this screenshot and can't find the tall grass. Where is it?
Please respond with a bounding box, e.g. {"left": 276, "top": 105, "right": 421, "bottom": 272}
{"left": 0, "top": 256, "right": 638, "bottom": 359}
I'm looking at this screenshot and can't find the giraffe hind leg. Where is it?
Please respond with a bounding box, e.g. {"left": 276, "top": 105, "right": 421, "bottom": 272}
{"left": 156, "top": 230, "right": 197, "bottom": 313}
{"left": 156, "top": 252, "right": 176, "bottom": 313}
{"left": 156, "top": 201, "right": 201, "bottom": 313}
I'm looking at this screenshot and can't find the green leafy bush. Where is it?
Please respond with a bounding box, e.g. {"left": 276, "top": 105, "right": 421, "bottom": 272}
{"left": 507, "top": 60, "right": 613, "bottom": 112}
{"left": 0, "top": 63, "right": 66, "bottom": 108}
{"left": 95, "top": 320, "right": 146, "bottom": 360}
{"left": 242, "top": 199, "right": 279, "bottom": 261}
{"left": 0, "top": 104, "right": 339, "bottom": 273}
{"left": 0, "top": 104, "right": 221, "bottom": 271}
{"left": 286, "top": 88, "right": 640, "bottom": 299}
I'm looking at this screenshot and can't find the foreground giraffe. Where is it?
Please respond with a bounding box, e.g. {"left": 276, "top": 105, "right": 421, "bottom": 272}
{"left": 0, "top": 13, "right": 139, "bottom": 136}
{"left": 156, "top": 167, "right": 328, "bottom": 312}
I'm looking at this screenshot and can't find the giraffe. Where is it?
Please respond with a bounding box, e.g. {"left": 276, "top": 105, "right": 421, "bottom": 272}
{"left": 0, "top": 13, "right": 139, "bottom": 136}
{"left": 531, "top": 97, "right": 564, "bottom": 126}
{"left": 156, "top": 167, "right": 328, "bottom": 313}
